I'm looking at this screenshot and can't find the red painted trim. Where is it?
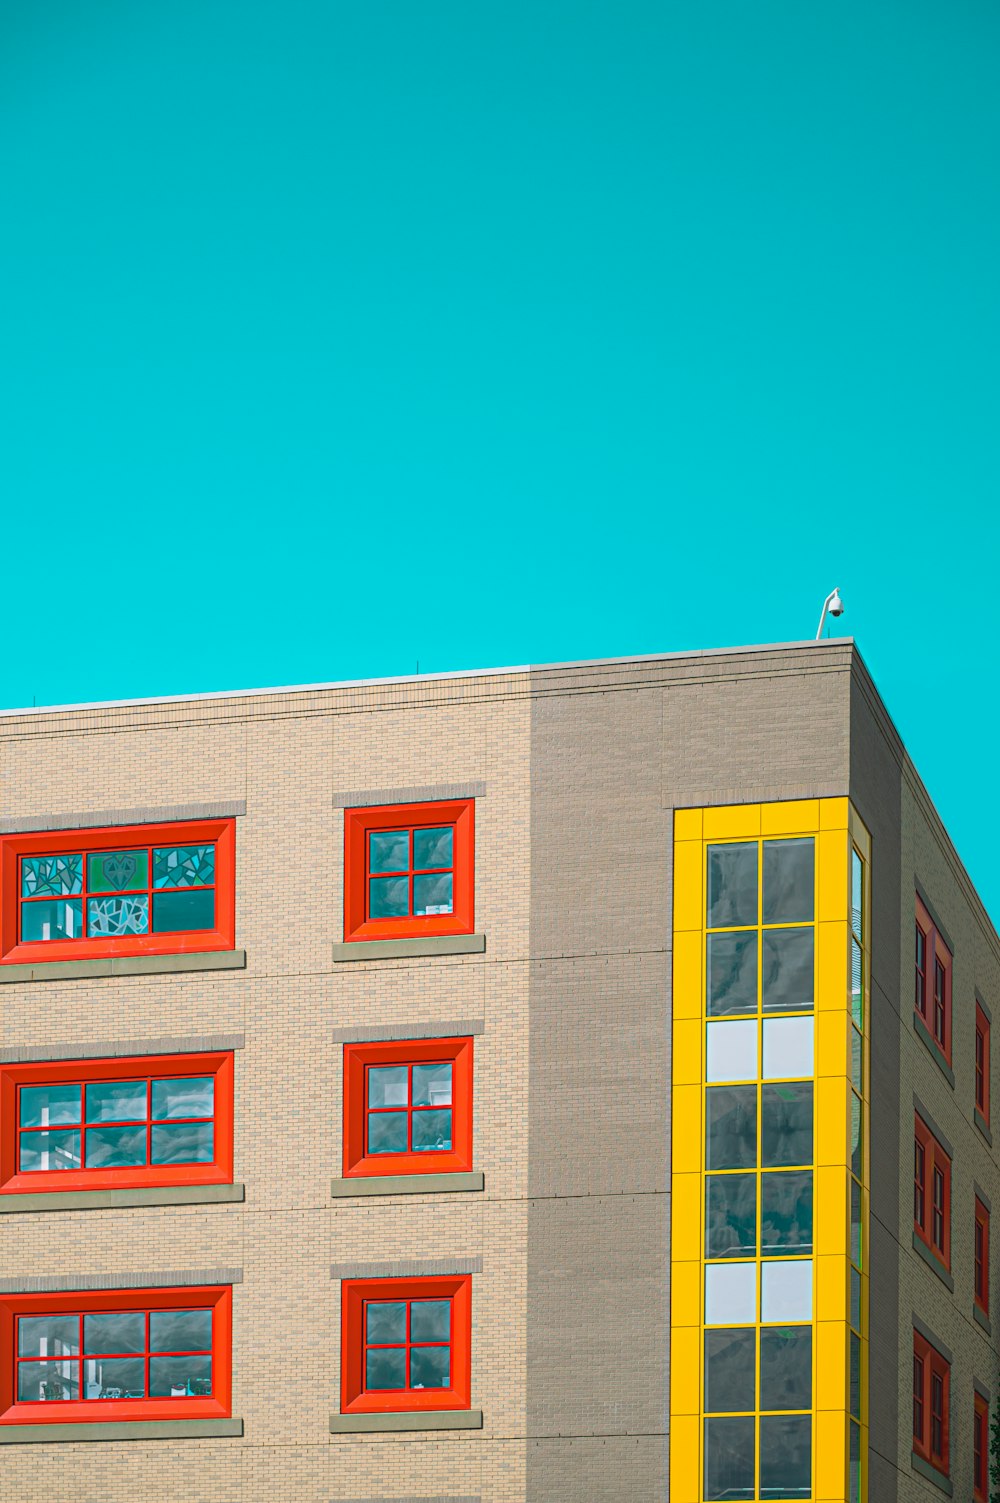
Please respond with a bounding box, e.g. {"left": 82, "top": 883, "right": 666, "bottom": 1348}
{"left": 974, "top": 1391, "right": 989, "bottom": 1501}
{"left": 913, "top": 1328, "right": 950, "bottom": 1473}
{"left": 974, "top": 1197, "right": 990, "bottom": 1316}
{"left": 342, "top": 1037, "right": 473, "bottom": 1177}
{"left": 914, "top": 895, "right": 952, "bottom": 1065}
{"left": 340, "top": 1275, "right": 471, "bottom": 1414}
{"left": 0, "top": 819, "right": 236, "bottom": 964}
{"left": 914, "top": 1112, "right": 951, "bottom": 1269}
{"left": 0, "top": 1053, "right": 234, "bottom": 1193}
{"left": 976, "top": 1002, "right": 990, "bottom": 1124}
{"left": 0, "top": 1285, "right": 232, "bottom": 1424}
{"left": 343, "top": 800, "right": 474, "bottom": 942}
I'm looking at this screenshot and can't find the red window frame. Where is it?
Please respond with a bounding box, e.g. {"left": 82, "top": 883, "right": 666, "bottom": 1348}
{"left": 913, "top": 1330, "right": 949, "bottom": 1473}
{"left": 974, "top": 1392, "right": 989, "bottom": 1502}
{"left": 914, "top": 1113, "right": 951, "bottom": 1268}
{"left": 0, "top": 1053, "right": 234, "bottom": 1194}
{"left": 914, "top": 897, "right": 952, "bottom": 1064}
{"left": 0, "top": 1284, "right": 232, "bottom": 1425}
{"left": 343, "top": 800, "right": 474, "bottom": 943}
{"left": 0, "top": 819, "right": 236, "bottom": 965}
{"left": 975, "top": 1198, "right": 990, "bottom": 1316}
{"left": 342, "top": 1037, "right": 473, "bottom": 1178}
{"left": 340, "top": 1275, "right": 471, "bottom": 1415}
{"left": 976, "top": 1002, "right": 991, "bottom": 1124}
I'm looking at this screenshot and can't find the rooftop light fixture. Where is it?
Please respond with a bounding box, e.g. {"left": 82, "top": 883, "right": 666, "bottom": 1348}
{"left": 815, "top": 588, "right": 844, "bottom": 640}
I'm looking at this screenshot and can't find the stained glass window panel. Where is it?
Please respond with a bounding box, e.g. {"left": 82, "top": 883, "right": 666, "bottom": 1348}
{"left": 152, "top": 845, "right": 215, "bottom": 889}
{"left": 21, "top": 854, "right": 82, "bottom": 897}
{"left": 87, "top": 851, "right": 147, "bottom": 893}
{"left": 87, "top": 895, "right": 148, "bottom": 936}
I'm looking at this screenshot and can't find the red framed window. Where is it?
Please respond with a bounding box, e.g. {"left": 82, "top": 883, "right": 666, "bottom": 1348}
{"left": 912, "top": 1330, "right": 949, "bottom": 1473}
{"left": 914, "top": 1113, "right": 950, "bottom": 1268}
{"left": 340, "top": 1275, "right": 471, "bottom": 1415}
{"left": 342, "top": 1037, "right": 473, "bottom": 1178}
{"left": 914, "top": 896, "right": 952, "bottom": 1063}
{"left": 975, "top": 1198, "right": 990, "bottom": 1316}
{"left": 976, "top": 1002, "right": 991, "bottom": 1123}
{"left": 0, "top": 1285, "right": 231, "bottom": 1425}
{"left": 0, "top": 1053, "right": 234, "bottom": 1194}
{"left": 0, "top": 819, "right": 235, "bottom": 965}
{"left": 974, "top": 1393, "right": 989, "bottom": 1502}
{"left": 343, "top": 800, "right": 474, "bottom": 943}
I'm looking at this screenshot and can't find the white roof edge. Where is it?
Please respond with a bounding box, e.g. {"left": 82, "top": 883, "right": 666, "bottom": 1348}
{"left": 0, "top": 638, "right": 855, "bottom": 720}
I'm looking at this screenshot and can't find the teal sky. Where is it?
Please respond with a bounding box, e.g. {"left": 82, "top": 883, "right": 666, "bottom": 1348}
{"left": 2, "top": 4, "right": 998, "bottom": 911}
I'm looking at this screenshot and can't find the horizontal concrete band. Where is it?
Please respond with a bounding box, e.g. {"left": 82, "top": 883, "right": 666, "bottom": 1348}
{"left": 329, "top": 1410, "right": 482, "bottom": 1434}
{"left": 331, "top": 1257, "right": 482, "bottom": 1280}
{"left": 0, "top": 801, "right": 246, "bottom": 835}
{"left": 0, "top": 1184, "right": 245, "bottom": 1214}
{"left": 332, "top": 935, "right": 485, "bottom": 962}
{"left": 330, "top": 1173, "right": 484, "bottom": 1198}
{"left": 0, "top": 1033, "right": 245, "bottom": 1064}
{"left": 333, "top": 1496, "right": 480, "bottom": 1502}
{"left": 332, "top": 783, "right": 486, "bottom": 808}
{"left": 332, "top": 1020, "right": 484, "bottom": 1044}
{"left": 0, "top": 1266, "right": 243, "bottom": 1294}
{"left": 667, "top": 781, "right": 847, "bottom": 810}
{"left": 0, "top": 950, "right": 247, "bottom": 984}
{"left": 0, "top": 1418, "right": 243, "bottom": 1443}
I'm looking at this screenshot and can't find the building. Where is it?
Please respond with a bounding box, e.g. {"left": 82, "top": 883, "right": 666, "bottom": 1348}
{"left": 0, "top": 637, "right": 993, "bottom": 1503}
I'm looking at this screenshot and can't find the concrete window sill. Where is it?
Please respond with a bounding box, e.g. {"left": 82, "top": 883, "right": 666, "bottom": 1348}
{"left": 974, "top": 1108, "right": 993, "bottom": 1145}
{"left": 974, "top": 1303, "right": 992, "bottom": 1336}
{"left": 0, "top": 1418, "right": 243, "bottom": 1443}
{"left": 912, "top": 1014, "right": 956, "bottom": 1089}
{"left": 331, "top": 1172, "right": 483, "bottom": 1198}
{"left": 0, "top": 950, "right": 246, "bottom": 984}
{"left": 332, "top": 935, "right": 485, "bottom": 963}
{"left": 329, "top": 1409, "right": 482, "bottom": 1434}
{"left": 910, "top": 1451, "right": 953, "bottom": 1495}
{"left": 912, "top": 1231, "right": 955, "bottom": 1292}
{"left": 0, "top": 1184, "right": 245, "bottom": 1214}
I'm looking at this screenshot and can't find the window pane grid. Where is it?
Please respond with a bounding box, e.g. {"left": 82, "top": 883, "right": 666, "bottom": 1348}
{"left": 364, "top": 1062, "right": 453, "bottom": 1157}
{"left": 19, "top": 843, "right": 216, "bottom": 943}
{"left": 17, "top": 1075, "right": 215, "bottom": 1173}
{"left": 366, "top": 826, "right": 455, "bottom": 922}
{"left": 16, "top": 1309, "right": 212, "bottom": 1402}
{"left": 362, "top": 1299, "right": 451, "bottom": 1394}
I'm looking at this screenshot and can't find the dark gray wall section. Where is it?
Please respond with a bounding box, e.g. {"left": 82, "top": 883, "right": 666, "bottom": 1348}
{"left": 849, "top": 665, "right": 902, "bottom": 1503}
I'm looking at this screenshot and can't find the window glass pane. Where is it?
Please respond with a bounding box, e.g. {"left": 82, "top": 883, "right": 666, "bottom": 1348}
{"left": 849, "top": 1419, "right": 861, "bottom": 1503}
{"left": 707, "top": 932, "right": 758, "bottom": 1016}
{"left": 87, "top": 850, "right": 147, "bottom": 893}
{"left": 148, "top": 1354, "right": 212, "bottom": 1396}
{"left": 369, "top": 831, "right": 409, "bottom": 874}
{"left": 759, "top": 1414, "right": 811, "bottom": 1499}
{"left": 850, "top": 1266, "right": 861, "bottom": 1331}
{"left": 84, "top": 1124, "right": 147, "bottom": 1168}
{"left": 150, "top": 1309, "right": 212, "bottom": 1353}
{"left": 704, "top": 1415, "right": 755, "bottom": 1501}
{"left": 151, "top": 1076, "right": 214, "bottom": 1121}
{"left": 22, "top": 854, "right": 83, "bottom": 898}
{"left": 851, "top": 1093, "right": 862, "bottom": 1177}
{"left": 851, "top": 1026, "right": 862, "bottom": 1093}
{"left": 706, "top": 1086, "right": 757, "bottom": 1170}
{"left": 849, "top": 1330, "right": 861, "bottom": 1418}
{"left": 412, "top": 1063, "right": 452, "bottom": 1107}
{"left": 760, "top": 1327, "right": 812, "bottom": 1410}
{"left": 851, "top": 850, "right": 863, "bottom": 939}
{"left": 152, "top": 845, "right": 215, "bottom": 889}
{"left": 412, "top": 826, "right": 453, "bottom": 870}
{"left": 84, "top": 1312, "right": 145, "bottom": 1355}
{"left": 762, "top": 1017, "right": 813, "bottom": 1080}
{"left": 19, "top": 1129, "right": 81, "bottom": 1171}
{"left": 19, "top": 1316, "right": 79, "bottom": 1357}
{"left": 706, "top": 1173, "right": 757, "bottom": 1258}
{"left": 761, "top": 1259, "right": 812, "bottom": 1324}
{"left": 761, "top": 1083, "right": 813, "bottom": 1168}
{"left": 707, "top": 844, "right": 758, "bottom": 929}
{"left": 707, "top": 1021, "right": 758, "bottom": 1083}
{"left": 705, "top": 1263, "right": 757, "bottom": 1325}
{"left": 152, "top": 888, "right": 214, "bottom": 933}
{"left": 87, "top": 895, "right": 149, "bottom": 936}
{"left": 704, "top": 1327, "right": 756, "bottom": 1413}
{"left": 22, "top": 898, "right": 83, "bottom": 942}
{"left": 19, "top": 1084, "right": 81, "bottom": 1128}
{"left": 763, "top": 839, "right": 814, "bottom": 924}
{"left": 762, "top": 928, "right": 814, "bottom": 1013}
{"left": 369, "top": 876, "right": 409, "bottom": 918}
{"left": 367, "top": 1112, "right": 408, "bottom": 1154}
{"left": 17, "top": 1360, "right": 79, "bottom": 1402}
{"left": 410, "top": 1345, "right": 450, "bottom": 1388}
{"left": 851, "top": 938, "right": 863, "bottom": 1029}
{"left": 761, "top": 1171, "right": 813, "bottom": 1255}
{"left": 851, "top": 1178, "right": 862, "bottom": 1268}
{"left": 366, "top": 1302, "right": 407, "bottom": 1344}
{"left": 86, "top": 1080, "right": 147, "bottom": 1124}
{"left": 410, "top": 1301, "right": 450, "bottom": 1342}
{"left": 413, "top": 872, "right": 453, "bottom": 915}
{"left": 85, "top": 1356, "right": 145, "bottom": 1399}
{"left": 365, "top": 1347, "right": 405, "bottom": 1390}
{"left": 368, "top": 1066, "right": 409, "bottom": 1108}
{"left": 411, "top": 1109, "right": 452, "bottom": 1151}
{"left": 150, "top": 1122, "right": 214, "bottom": 1164}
